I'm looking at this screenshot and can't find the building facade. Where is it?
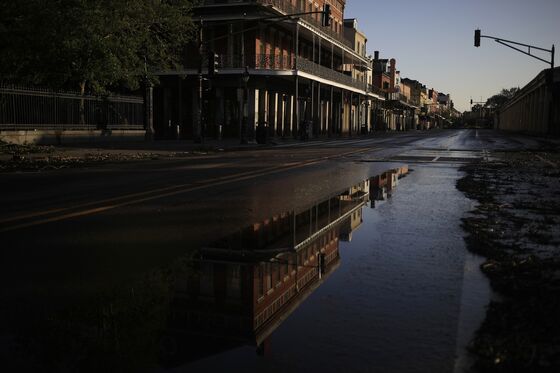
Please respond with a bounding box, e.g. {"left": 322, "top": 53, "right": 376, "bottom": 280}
{"left": 155, "top": 0, "right": 384, "bottom": 141}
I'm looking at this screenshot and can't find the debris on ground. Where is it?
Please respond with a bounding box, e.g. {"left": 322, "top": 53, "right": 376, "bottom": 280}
{"left": 0, "top": 141, "right": 220, "bottom": 172}
{"left": 457, "top": 149, "right": 560, "bottom": 372}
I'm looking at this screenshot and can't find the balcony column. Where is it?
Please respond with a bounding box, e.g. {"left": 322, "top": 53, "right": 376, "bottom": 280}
{"left": 294, "top": 22, "right": 300, "bottom": 138}
{"left": 227, "top": 23, "right": 234, "bottom": 57}
{"left": 268, "top": 91, "right": 277, "bottom": 136}
{"left": 365, "top": 99, "right": 371, "bottom": 132}
{"left": 331, "top": 42, "right": 334, "bottom": 70}
{"left": 317, "top": 37, "right": 322, "bottom": 136}
{"left": 258, "top": 89, "right": 267, "bottom": 127}
{"left": 329, "top": 86, "right": 334, "bottom": 137}
{"left": 312, "top": 33, "right": 315, "bottom": 63}
{"left": 308, "top": 80, "right": 314, "bottom": 125}
{"left": 277, "top": 94, "right": 284, "bottom": 137}
{"left": 241, "top": 21, "right": 245, "bottom": 67}
{"left": 315, "top": 82, "right": 321, "bottom": 137}
{"left": 278, "top": 32, "right": 284, "bottom": 69}
{"left": 248, "top": 88, "right": 256, "bottom": 140}
{"left": 357, "top": 95, "right": 362, "bottom": 134}
{"left": 350, "top": 92, "right": 354, "bottom": 136}
{"left": 341, "top": 89, "right": 346, "bottom": 135}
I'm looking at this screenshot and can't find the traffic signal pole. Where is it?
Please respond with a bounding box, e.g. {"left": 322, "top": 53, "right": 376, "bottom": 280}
{"left": 474, "top": 29, "right": 555, "bottom": 68}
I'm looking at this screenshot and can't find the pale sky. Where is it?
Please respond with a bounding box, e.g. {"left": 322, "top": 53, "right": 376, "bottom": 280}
{"left": 345, "top": 0, "right": 560, "bottom": 112}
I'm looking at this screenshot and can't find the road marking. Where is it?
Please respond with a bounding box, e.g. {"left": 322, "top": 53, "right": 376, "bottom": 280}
{"left": 1, "top": 148, "right": 373, "bottom": 233}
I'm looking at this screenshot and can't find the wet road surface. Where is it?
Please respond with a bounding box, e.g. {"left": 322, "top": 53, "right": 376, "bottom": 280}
{"left": 0, "top": 129, "right": 545, "bottom": 371}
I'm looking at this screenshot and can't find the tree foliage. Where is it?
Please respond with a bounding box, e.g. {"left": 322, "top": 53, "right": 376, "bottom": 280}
{"left": 485, "top": 87, "right": 520, "bottom": 109}
{"left": 0, "top": 0, "right": 196, "bottom": 94}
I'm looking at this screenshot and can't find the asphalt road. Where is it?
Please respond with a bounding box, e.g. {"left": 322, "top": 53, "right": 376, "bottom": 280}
{"left": 0, "top": 129, "right": 550, "bottom": 297}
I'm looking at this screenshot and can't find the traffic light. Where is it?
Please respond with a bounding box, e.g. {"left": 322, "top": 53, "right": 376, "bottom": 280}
{"left": 474, "top": 29, "right": 481, "bottom": 47}
{"left": 208, "top": 51, "right": 219, "bottom": 76}
{"left": 322, "top": 4, "right": 331, "bottom": 27}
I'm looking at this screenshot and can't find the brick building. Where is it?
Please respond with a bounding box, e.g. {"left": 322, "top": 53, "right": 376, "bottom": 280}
{"left": 155, "top": 0, "right": 384, "bottom": 141}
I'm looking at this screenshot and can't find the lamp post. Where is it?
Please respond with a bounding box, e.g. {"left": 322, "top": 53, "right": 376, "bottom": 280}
{"left": 240, "top": 66, "right": 250, "bottom": 144}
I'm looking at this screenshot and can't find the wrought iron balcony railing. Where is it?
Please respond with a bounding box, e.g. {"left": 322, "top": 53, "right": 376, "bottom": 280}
{"left": 296, "top": 58, "right": 368, "bottom": 92}
{"left": 199, "top": 0, "right": 354, "bottom": 50}
{"left": 368, "top": 84, "right": 385, "bottom": 97}
{"left": 257, "top": 0, "right": 353, "bottom": 50}
{"left": 195, "top": 53, "right": 382, "bottom": 95}
{"left": 386, "top": 92, "right": 421, "bottom": 107}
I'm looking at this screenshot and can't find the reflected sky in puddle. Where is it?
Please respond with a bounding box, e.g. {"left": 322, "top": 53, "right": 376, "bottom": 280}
{"left": 2, "top": 165, "right": 490, "bottom": 373}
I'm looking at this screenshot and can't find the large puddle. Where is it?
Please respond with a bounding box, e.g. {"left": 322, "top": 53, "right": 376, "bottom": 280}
{"left": 1, "top": 165, "right": 490, "bottom": 372}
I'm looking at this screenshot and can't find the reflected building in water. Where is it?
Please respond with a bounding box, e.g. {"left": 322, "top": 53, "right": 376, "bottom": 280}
{"left": 369, "top": 165, "right": 409, "bottom": 204}
{"left": 162, "top": 178, "right": 371, "bottom": 362}
{"left": 162, "top": 167, "right": 408, "bottom": 364}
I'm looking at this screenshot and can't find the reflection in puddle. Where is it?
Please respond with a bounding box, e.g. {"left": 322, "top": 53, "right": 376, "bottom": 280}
{"left": 161, "top": 167, "right": 409, "bottom": 367}
{"left": 2, "top": 167, "right": 410, "bottom": 371}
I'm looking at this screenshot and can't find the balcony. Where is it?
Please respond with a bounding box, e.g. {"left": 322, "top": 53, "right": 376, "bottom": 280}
{"left": 258, "top": 0, "right": 353, "bottom": 49}
{"left": 386, "top": 92, "right": 420, "bottom": 108}
{"left": 368, "top": 84, "right": 385, "bottom": 98}
{"left": 216, "top": 54, "right": 378, "bottom": 93}
{"left": 220, "top": 54, "right": 295, "bottom": 70}
{"left": 200, "top": 0, "right": 354, "bottom": 50}
{"left": 296, "top": 58, "right": 368, "bottom": 92}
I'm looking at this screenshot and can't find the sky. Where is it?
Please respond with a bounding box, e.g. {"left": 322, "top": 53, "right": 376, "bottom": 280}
{"left": 345, "top": 0, "right": 560, "bottom": 112}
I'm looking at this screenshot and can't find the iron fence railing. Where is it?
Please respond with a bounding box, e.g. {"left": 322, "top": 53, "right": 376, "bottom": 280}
{"left": 0, "top": 85, "right": 144, "bottom": 130}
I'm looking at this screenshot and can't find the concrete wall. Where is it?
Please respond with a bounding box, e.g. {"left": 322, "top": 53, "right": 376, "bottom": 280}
{"left": 0, "top": 129, "right": 146, "bottom": 145}
{"left": 498, "top": 67, "right": 560, "bottom": 135}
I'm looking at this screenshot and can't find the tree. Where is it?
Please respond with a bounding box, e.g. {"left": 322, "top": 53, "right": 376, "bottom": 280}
{"left": 485, "top": 87, "right": 520, "bottom": 109}
{"left": 0, "top": 0, "right": 196, "bottom": 94}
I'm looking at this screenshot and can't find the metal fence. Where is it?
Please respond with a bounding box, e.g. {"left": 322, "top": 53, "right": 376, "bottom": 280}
{"left": 0, "top": 85, "right": 144, "bottom": 130}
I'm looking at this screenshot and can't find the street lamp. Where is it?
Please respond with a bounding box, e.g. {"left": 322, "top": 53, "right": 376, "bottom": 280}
{"left": 240, "top": 66, "right": 250, "bottom": 144}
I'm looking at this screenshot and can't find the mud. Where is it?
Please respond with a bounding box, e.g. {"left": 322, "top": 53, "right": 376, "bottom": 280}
{"left": 0, "top": 141, "right": 216, "bottom": 172}
{"left": 457, "top": 150, "right": 560, "bottom": 372}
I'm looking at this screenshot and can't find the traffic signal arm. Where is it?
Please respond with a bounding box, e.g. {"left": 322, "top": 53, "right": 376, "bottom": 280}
{"left": 473, "top": 29, "right": 554, "bottom": 68}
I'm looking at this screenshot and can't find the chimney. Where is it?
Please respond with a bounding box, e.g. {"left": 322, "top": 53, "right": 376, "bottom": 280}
{"left": 374, "top": 51, "right": 379, "bottom": 60}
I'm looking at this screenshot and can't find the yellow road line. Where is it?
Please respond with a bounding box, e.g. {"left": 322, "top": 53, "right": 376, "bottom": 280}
{"left": 1, "top": 147, "right": 372, "bottom": 233}
{"left": 0, "top": 162, "right": 295, "bottom": 225}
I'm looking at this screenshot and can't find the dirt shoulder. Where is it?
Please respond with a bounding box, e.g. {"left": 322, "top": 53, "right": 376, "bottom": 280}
{"left": 0, "top": 141, "right": 221, "bottom": 172}
{"left": 457, "top": 149, "right": 560, "bottom": 372}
